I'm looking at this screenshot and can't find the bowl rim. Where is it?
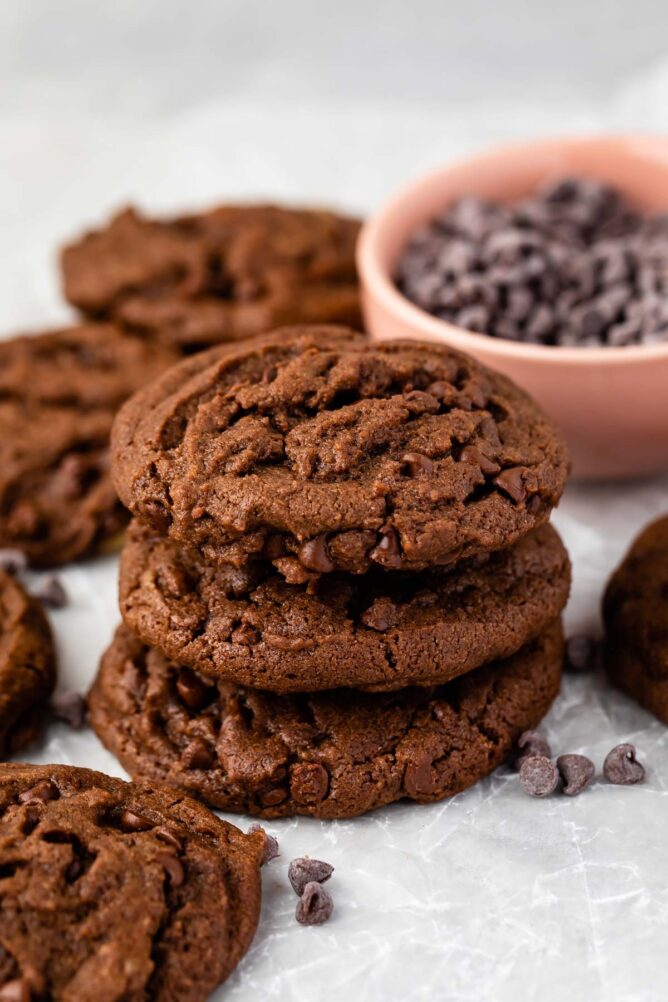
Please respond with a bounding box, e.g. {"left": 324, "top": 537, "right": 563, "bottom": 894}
{"left": 357, "top": 133, "right": 668, "bottom": 366}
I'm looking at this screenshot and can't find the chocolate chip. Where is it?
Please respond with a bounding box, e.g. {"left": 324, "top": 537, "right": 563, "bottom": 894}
{"left": 247, "top": 823, "right": 279, "bottom": 865}
{"left": 369, "top": 526, "right": 402, "bottom": 569}
{"left": 0, "top": 979, "right": 31, "bottom": 1002}
{"left": 176, "top": 669, "right": 212, "bottom": 710}
{"left": 290, "top": 763, "right": 329, "bottom": 805}
{"left": 460, "top": 445, "right": 501, "bottom": 475}
{"left": 401, "top": 452, "right": 434, "bottom": 477}
{"left": 514, "top": 730, "right": 551, "bottom": 770}
{"left": 519, "top": 755, "right": 559, "bottom": 797}
{"left": 65, "top": 859, "right": 83, "bottom": 883}
{"left": 565, "top": 635, "right": 598, "bottom": 673}
{"left": 298, "top": 536, "right": 335, "bottom": 574}
{"left": 288, "top": 857, "right": 334, "bottom": 896}
{"left": 119, "top": 809, "right": 153, "bottom": 833}
{"left": 33, "top": 575, "right": 68, "bottom": 609}
{"left": 0, "top": 549, "right": 28, "bottom": 575}
{"left": 295, "top": 881, "right": 334, "bottom": 926}
{"left": 181, "top": 737, "right": 215, "bottom": 770}
{"left": 154, "top": 827, "right": 183, "bottom": 852}
{"left": 50, "top": 692, "right": 87, "bottom": 730}
{"left": 403, "top": 755, "right": 436, "bottom": 797}
{"left": 18, "top": 780, "right": 59, "bottom": 805}
{"left": 557, "top": 754, "right": 595, "bottom": 796}
{"left": 260, "top": 786, "right": 288, "bottom": 807}
{"left": 494, "top": 467, "right": 527, "bottom": 503}
{"left": 156, "top": 851, "right": 185, "bottom": 888}
{"left": 143, "top": 499, "right": 172, "bottom": 533}
{"left": 603, "top": 744, "right": 645, "bottom": 785}
{"left": 360, "top": 596, "right": 398, "bottom": 632}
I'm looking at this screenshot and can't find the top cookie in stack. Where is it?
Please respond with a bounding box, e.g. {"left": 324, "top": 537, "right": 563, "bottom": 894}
{"left": 91, "top": 326, "right": 570, "bottom": 817}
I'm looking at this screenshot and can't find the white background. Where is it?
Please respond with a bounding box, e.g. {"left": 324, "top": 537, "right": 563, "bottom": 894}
{"left": 2, "top": 3, "right": 668, "bottom": 1000}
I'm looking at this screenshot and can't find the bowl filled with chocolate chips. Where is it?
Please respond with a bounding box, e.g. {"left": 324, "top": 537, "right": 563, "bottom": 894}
{"left": 357, "top": 135, "right": 668, "bottom": 479}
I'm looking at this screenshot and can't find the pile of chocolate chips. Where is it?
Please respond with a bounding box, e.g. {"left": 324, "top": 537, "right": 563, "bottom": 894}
{"left": 396, "top": 177, "right": 668, "bottom": 347}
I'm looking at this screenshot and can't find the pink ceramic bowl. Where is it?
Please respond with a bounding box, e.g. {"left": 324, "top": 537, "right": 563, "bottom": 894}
{"left": 357, "top": 135, "right": 668, "bottom": 480}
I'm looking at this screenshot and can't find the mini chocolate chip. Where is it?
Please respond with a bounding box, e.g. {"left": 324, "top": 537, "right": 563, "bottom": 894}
{"left": 401, "top": 452, "right": 434, "bottom": 477}
{"left": 50, "top": 692, "right": 87, "bottom": 730}
{"left": 181, "top": 737, "right": 215, "bottom": 770}
{"left": 290, "top": 763, "right": 329, "bottom": 805}
{"left": 369, "top": 526, "right": 403, "bottom": 569}
{"left": 0, "top": 979, "right": 31, "bottom": 1002}
{"left": 154, "top": 827, "right": 183, "bottom": 852}
{"left": 603, "top": 744, "right": 645, "bottom": 785}
{"left": 557, "top": 754, "right": 596, "bottom": 796}
{"left": 519, "top": 755, "right": 559, "bottom": 797}
{"left": 459, "top": 445, "right": 501, "bottom": 475}
{"left": 298, "top": 536, "right": 335, "bottom": 574}
{"left": 119, "top": 809, "right": 153, "bottom": 833}
{"left": 33, "top": 575, "right": 68, "bottom": 609}
{"left": 295, "top": 881, "right": 334, "bottom": 926}
{"left": 565, "top": 635, "right": 598, "bottom": 673}
{"left": 288, "top": 858, "right": 334, "bottom": 896}
{"left": 494, "top": 467, "right": 527, "bottom": 503}
{"left": 176, "top": 669, "right": 212, "bottom": 710}
{"left": 247, "top": 823, "right": 280, "bottom": 865}
{"left": 514, "top": 729, "right": 551, "bottom": 770}
{"left": 18, "top": 780, "right": 59, "bottom": 805}
{"left": 156, "top": 851, "right": 184, "bottom": 888}
{"left": 0, "top": 549, "right": 28, "bottom": 575}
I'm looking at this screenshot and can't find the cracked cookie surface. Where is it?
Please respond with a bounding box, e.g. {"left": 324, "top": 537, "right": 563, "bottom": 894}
{"left": 89, "top": 621, "right": 564, "bottom": 819}
{"left": 120, "top": 519, "right": 570, "bottom": 692}
{"left": 111, "top": 327, "right": 569, "bottom": 575}
{"left": 61, "top": 204, "right": 361, "bottom": 351}
{"left": 603, "top": 515, "right": 668, "bottom": 724}
{"left": 0, "top": 762, "right": 264, "bottom": 1001}
{"left": 0, "top": 324, "right": 178, "bottom": 567}
{"left": 0, "top": 571, "right": 56, "bottom": 755}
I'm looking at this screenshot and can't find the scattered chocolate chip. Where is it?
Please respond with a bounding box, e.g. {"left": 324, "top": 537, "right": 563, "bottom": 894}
{"left": 369, "top": 525, "right": 402, "bottom": 569}
{"left": 494, "top": 467, "right": 527, "bottom": 503}
{"left": 0, "top": 549, "right": 28, "bottom": 575}
{"left": 154, "top": 827, "right": 183, "bottom": 852}
{"left": 401, "top": 452, "right": 434, "bottom": 477}
{"left": 33, "top": 575, "right": 68, "bottom": 609}
{"left": 156, "top": 851, "right": 185, "bottom": 888}
{"left": 514, "top": 729, "right": 551, "bottom": 770}
{"left": 18, "top": 780, "right": 59, "bottom": 805}
{"left": 175, "top": 669, "right": 212, "bottom": 710}
{"left": 295, "top": 881, "right": 334, "bottom": 926}
{"left": 519, "top": 755, "right": 559, "bottom": 797}
{"left": 603, "top": 744, "right": 645, "bottom": 785}
{"left": 0, "top": 978, "right": 31, "bottom": 1002}
{"left": 50, "top": 692, "right": 87, "bottom": 730}
{"left": 247, "top": 823, "right": 279, "bottom": 865}
{"left": 119, "top": 809, "right": 153, "bottom": 833}
{"left": 181, "top": 737, "right": 215, "bottom": 770}
{"left": 557, "top": 754, "right": 595, "bottom": 796}
{"left": 564, "top": 635, "right": 598, "bottom": 673}
{"left": 288, "top": 857, "right": 334, "bottom": 896}
{"left": 298, "top": 536, "right": 335, "bottom": 574}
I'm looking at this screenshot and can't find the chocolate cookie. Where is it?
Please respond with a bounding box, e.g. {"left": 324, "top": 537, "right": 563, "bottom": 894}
{"left": 89, "top": 620, "right": 564, "bottom": 819}
{"left": 0, "top": 324, "right": 177, "bottom": 566}
{"left": 61, "top": 204, "right": 361, "bottom": 351}
{"left": 603, "top": 515, "right": 668, "bottom": 723}
{"left": 0, "top": 762, "right": 264, "bottom": 1000}
{"left": 111, "top": 327, "right": 569, "bottom": 576}
{"left": 120, "top": 519, "right": 570, "bottom": 692}
{"left": 0, "top": 571, "right": 56, "bottom": 754}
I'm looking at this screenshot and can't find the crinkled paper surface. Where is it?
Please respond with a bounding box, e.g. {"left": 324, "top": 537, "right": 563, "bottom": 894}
{"left": 3, "top": 86, "right": 668, "bottom": 1002}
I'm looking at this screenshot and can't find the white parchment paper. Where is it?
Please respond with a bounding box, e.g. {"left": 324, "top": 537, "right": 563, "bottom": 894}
{"left": 3, "top": 85, "right": 668, "bottom": 1002}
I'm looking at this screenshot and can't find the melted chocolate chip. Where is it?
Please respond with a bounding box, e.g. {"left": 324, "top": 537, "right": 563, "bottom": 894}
{"left": 156, "top": 851, "right": 184, "bottom": 888}
{"left": 154, "top": 827, "right": 183, "bottom": 852}
{"left": 460, "top": 445, "right": 501, "bottom": 476}
{"left": 494, "top": 467, "right": 528, "bottom": 504}
{"left": 119, "top": 809, "right": 153, "bottom": 833}
{"left": 369, "top": 526, "right": 402, "bottom": 570}
{"left": 290, "top": 763, "right": 329, "bottom": 805}
{"left": 401, "top": 452, "right": 434, "bottom": 477}
{"left": 18, "top": 780, "right": 59, "bottom": 806}
{"left": 403, "top": 755, "right": 436, "bottom": 797}
{"left": 181, "top": 738, "right": 215, "bottom": 771}
{"left": 176, "top": 669, "right": 212, "bottom": 710}
{"left": 298, "top": 536, "right": 335, "bottom": 574}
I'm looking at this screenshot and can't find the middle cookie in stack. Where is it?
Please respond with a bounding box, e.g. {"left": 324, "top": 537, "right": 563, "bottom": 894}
{"left": 90, "top": 326, "right": 571, "bottom": 818}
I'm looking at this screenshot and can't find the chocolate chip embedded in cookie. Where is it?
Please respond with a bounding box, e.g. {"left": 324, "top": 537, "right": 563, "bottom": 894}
{"left": 603, "top": 514, "right": 668, "bottom": 723}
{"left": 111, "top": 327, "right": 569, "bottom": 575}
{"left": 88, "top": 620, "right": 564, "bottom": 820}
{"left": 119, "top": 519, "right": 570, "bottom": 692}
{"left": 0, "top": 763, "right": 264, "bottom": 1000}
{"left": 61, "top": 204, "right": 362, "bottom": 351}
{"left": 0, "top": 324, "right": 178, "bottom": 567}
{"left": 0, "top": 571, "right": 56, "bottom": 755}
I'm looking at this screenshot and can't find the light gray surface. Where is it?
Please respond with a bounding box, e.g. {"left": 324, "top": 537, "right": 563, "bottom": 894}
{"left": 3, "top": 5, "right": 668, "bottom": 1000}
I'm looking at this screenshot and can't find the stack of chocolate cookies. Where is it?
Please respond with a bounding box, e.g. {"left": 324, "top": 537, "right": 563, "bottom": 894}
{"left": 90, "top": 327, "right": 571, "bottom": 819}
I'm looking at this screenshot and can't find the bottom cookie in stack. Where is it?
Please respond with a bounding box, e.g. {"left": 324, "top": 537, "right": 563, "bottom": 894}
{"left": 89, "top": 620, "right": 564, "bottom": 820}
